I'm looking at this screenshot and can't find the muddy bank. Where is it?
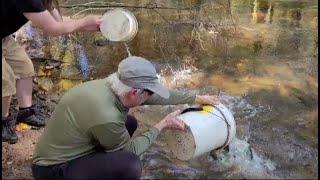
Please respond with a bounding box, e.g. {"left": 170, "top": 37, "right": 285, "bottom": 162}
{"left": 2, "top": 92, "right": 56, "bottom": 179}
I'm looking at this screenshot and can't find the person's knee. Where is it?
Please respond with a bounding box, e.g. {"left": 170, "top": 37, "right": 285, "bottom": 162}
{"left": 93, "top": 151, "right": 142, "bottom": 179}
{"left": 111, "top": 151, "right": 141, "bottom": 179}
{"left": 122, "top": 152, "right": 142, "bottom": 179}
{"left": 20, "top": 60, "right": 35, "bottom": 78}
{"left": 13, "top": 57, "right": 35, "bottom": 79}
{"left": 2, "top": 62, "right": 16, "bottom": 97}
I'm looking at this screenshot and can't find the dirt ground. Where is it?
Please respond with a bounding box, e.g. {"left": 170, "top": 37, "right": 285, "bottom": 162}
{"left": 2, "top": 129, "right": 43, "bottom": 179}
{"left": 2, "top": 93, "right": 56, "bottom": 179}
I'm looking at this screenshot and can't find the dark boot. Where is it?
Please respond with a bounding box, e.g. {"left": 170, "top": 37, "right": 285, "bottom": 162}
{"left": 2, "top": 115, "right": 18, "bottom": 144}
{"left": 16, "top": 106, "right": 46, "bottom": 127}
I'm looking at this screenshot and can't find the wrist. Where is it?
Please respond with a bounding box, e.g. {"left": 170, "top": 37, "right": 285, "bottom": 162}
{"left": 59, "top": 19, "right": 83, "bottom": 34}
{"left": 194, "top": 95, "right": 200, "bottom": 104}
{"left": 77, "top": 18, "right": 87, "bottom": 32}
{"left": 154, "top": 121, "right": 166, "bottom": 132}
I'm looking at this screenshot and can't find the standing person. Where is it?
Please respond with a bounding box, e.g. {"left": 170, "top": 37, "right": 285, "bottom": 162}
{"left": 2, "top": 0, "right": 102, "bottom": 144}
{"left": 32, "top": 56, "right": 221, "bottom": 179}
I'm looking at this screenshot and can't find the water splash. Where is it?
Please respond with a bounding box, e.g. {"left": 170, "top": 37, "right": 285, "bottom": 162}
{"left": 156, "top": 56, "right": 200, "bottom": 87}
{"left": 203, "top": 93, "right": 276, "bottom": 178}
{"left": 134, "top": 91, "right": 278, "bottom": 179}
{"left": 211, "top": 137, "right": 277, "bottom": 178}
{"left": 217, "top": 92, "right": 272, "bottom": 119}
{"left": 75, "top": 44, "right": 91, "bottom": 79}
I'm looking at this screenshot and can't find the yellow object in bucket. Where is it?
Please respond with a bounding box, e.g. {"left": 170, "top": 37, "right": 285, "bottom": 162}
{"left": 200, "top": 105, "right": 215, "bottom": 114}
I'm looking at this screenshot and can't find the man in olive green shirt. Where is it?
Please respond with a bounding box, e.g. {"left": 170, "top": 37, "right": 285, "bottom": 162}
{"left": 32, "top": 56, "right": 220, "bottom": 179}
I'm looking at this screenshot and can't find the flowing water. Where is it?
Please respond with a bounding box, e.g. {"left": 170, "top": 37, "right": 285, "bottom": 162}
{"left": 124, "top": 43, "right": 133, "bottom": 57}
{"left": 15, "top": 0, "right": 318, "bottom": 178}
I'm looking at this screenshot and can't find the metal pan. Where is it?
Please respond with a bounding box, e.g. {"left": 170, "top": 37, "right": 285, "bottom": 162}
{"left": 100, "top": 9, "right": 138, "bottom": 42}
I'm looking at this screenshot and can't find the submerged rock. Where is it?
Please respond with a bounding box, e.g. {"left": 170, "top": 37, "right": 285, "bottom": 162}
{"left": 93, "top": 34, "right": 111, "bottom": 46}
{"left": 37, "top": 77, "right": 54, "bottom": 92}
{"left": 59, "top": 66, "right": 81, "bottom": 79}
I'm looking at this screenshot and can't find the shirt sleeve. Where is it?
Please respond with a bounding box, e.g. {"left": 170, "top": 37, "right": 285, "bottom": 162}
{"left": 143, "top": 89, "right": 197, "bottom": 105}
{"left": 15, "top": 0, "right": 47, "bottom": 13}
{"left": 88, "top": 123, "right": 160, "bottom": 155}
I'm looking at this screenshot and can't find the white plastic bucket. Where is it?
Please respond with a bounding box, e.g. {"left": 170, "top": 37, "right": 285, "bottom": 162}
{"left": 166, "top": 104, "right": 236, "bottom": 160}
{"left": 100, "top": 9, "right": 138, "bottom": 42}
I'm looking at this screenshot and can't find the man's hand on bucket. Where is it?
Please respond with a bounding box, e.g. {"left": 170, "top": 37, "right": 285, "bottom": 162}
{"left": 155, "top": 110, "right": 185, "bottom": 131}
{"left": 195, "top": 95, "right": 221, "bottom": 105}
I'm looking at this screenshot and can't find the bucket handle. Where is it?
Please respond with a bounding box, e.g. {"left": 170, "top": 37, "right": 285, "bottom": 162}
{"left": 181, "top": 107, "right": 203, "bottom": 114}
{"left": 213, "top": 106, "right": 231, "bottom": 150}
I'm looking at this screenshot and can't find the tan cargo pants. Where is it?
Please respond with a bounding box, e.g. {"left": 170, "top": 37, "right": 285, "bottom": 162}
{"left": 2, "top": 35, "right": 35, "bottom": 97}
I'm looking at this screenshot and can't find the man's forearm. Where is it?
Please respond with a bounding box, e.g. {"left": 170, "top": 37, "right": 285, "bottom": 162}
{"left": 154, "top": 121, "right": 166, "bottom": 131}
{"left": 124, "top": 127, "right": 160, "bottom": 155}
{"left": 144, "top": 90, "right": 197, "bottom": 105}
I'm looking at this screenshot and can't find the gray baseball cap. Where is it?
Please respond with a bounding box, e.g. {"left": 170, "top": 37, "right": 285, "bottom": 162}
{"left": 117, "top": 56, "right": 170, "bottom": 99}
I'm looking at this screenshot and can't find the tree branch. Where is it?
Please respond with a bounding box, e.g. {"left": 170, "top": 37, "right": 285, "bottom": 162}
{"left": 60, "top": 4, "right": 194, "bottom": 11}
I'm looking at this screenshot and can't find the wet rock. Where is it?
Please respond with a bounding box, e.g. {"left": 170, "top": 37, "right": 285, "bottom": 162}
{"left": 17, "top": 134, "right": 23, "bottom": 138}
{"left": 93, "top": 34, "right": 110, "bottom": 46}
{"left": 141, "top": 175, "right": 156, "bottom": 179}
{"left": 163, "top": 167, "right": 205, "bottom": 179}
{"left": 237, "top": 62, "right": 249, "bottom": 76}
{"left": 33, "top": 77, "right": 39, "bottom": 84}
{"left": 263, "top": 159, "right": 277, "bottom": 171}
{"left": 36, "top": 93, "right": 47, "bottom": 101}
{"left": 288, "top": 152, "right": 295, "bottom": 160}
{"left": 37, "top": 78, "right": 54, "bottom": 92}
{"left": 210, "top": 151, "right": 219, "bottom": 160}
{"left": 223, "top": 67, "right": 237, "bottom": 76}
{"left": 143, "top": 158, "right": 170, "bottom": 170}
{"left": 272, "top": 127, "right": 289, "bottom": 134}
{"left": 27, "top": 49, "right": 45, "bottom": 59}
{"left": 61, "top": 48, "right": 76, "bottom": 65}
{"left": 93, "top": 38, "right": 111, "bottom": 46}
{"left": 45, "top": 65, "right": 56, "bottom": 70}
{"left": 59, "top": 66, "right": 81, "bottom": 79}
{"left": 45, "top": 61, "right": 61, "bottom": 70}
{"left": 48, "top": 45, "right": 64, "bottom": 60}
{"left": 47, "top": 94, "right": 61, "bottom": 104}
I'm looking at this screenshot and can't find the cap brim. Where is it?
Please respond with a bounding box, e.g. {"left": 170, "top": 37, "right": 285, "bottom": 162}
{"left": 146, "top": 82, "right": 170, "bottom": 99}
